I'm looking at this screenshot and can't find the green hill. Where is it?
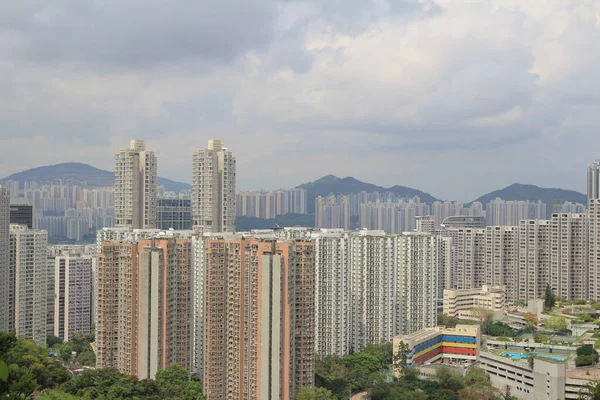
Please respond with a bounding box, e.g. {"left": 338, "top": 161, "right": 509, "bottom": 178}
{"left": 297, "top": 175, "right": 439, "bottom": 213}
{"left": 470, "top": 183, "right": 587, "bottom": 209}
{"left": 0, "top": 162, "right": 191, "bottom": 192}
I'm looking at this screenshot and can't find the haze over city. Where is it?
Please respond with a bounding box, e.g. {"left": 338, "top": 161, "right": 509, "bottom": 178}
{"left": 1, "top": 1, "right": 600, "bottom": 201}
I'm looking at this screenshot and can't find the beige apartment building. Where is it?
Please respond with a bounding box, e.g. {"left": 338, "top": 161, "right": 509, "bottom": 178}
{"left": 202, "top": 236, "right": 315, "bottom": 400}
{"left": 518, "top": 220, "right": 550, "bottom": 304}
{"left": 114, "top": 139, "right": 157, "bottom": 229}
{"left": 192, "top": 140, "right": 236, "bottom": 233}
{"left": 443, "top": 285, "right": 506, "bottom": 320}
{"left": 96, "top": 237, "right": 191, "bottom": 379}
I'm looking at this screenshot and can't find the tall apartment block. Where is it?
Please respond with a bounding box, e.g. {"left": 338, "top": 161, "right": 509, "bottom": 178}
{"left": 192, "top": 140, "right": 236, "bottom": 233}
{"left": 9, "top": 204, "right": 33, "bottom": 228}
{"left": 452, "top": 228, "right": 486, "bottom": 290}
{"left": 589, "top": 160, "right": 600, "bottom": 301}
{"left": 114, "top": 140, "right": 157, "bottom": 229}
{"left": 199, "top": 236, "right": 314, "bottom": 400}
{"left": 0, "top": 187, "right": 10, "bottom": 332}
{"left": 313, "top": 230, "right": 351, "bottom": 357}
{"left": 518, "top": 220, "right": 550, "bottom": 304}
{"left": 9, "top": 224, "right": 48, "bottom": 345}
{"left": 315, "top": 195, "right": 350, "bottom": 230}
{"left": 236, "top": 188, "right": 307, "bottom": 218}
{"left": 397, "top": 232, "right": 446, "bottom": 334}
{"left": 96, "top": 237, "right": 192, "bottom": 379}
{"left": 347, "top": 231, "right": 396, "bottom": 351}
{"left": 54, "top": 254, "right": 94, "bottom": 341}
{"left": 484, "top": 226, "right": 518, "bottom": 303}
{"left": 550, "top": 213, "right": 588, "bottom": 300}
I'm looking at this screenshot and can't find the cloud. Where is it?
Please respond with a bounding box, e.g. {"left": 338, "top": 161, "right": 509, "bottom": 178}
{"left": 0, "top": 0, "right": 600, "bottom": 201}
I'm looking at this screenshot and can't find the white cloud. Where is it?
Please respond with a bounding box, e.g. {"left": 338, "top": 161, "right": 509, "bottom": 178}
{"left": 1, "top": 0, "right": 600, "bottom": 201}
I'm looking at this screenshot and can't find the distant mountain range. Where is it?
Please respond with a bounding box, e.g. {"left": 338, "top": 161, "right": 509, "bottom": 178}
{"left": 0, "top": 162, "right": 191, "bottom": 192}
{"left": 0, "top": 164, "right": 587, "bottom": 211}
{"left": 470, "top": 183, "right": 587, "bottom": 208}
{"left": 297, "top": 175, "right": 439, "bottom": 213}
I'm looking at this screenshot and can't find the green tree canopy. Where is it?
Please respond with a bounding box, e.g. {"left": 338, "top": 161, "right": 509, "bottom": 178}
{"left": 294, "top": 387, "right": 336, "bottom": 400}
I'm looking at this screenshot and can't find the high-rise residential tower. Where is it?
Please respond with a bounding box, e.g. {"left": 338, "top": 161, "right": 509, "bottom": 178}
{"left": 192, "top": 140, "right": 236, "bottom": 232}
{"left": 589, "top": 161, "right": 600, "bottom": 301}
{"left": 518, "top": 220, "right": 550, "bottom": 304}
{"left": 114, "top": 140, "right": 157, "bottom": 229}
{"left": 96, "top": 237, "right": 192, "bottom": 379}
{"left": 0, "top": 187, "right": 10, "bottom": 332}
{"left": 200, "top": 235, "right": 315, "bottom": 399}
{"left": 550, "top": 213, "right": 588, "bottom": 300}
{"left": 54, "top": 253, "right": 94, "bottom": 342}
{"left": 9, "top": 224, "right": 48, "bottom": 345}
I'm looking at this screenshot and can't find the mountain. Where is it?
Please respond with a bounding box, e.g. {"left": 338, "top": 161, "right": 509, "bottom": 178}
{"left": 470, "top": 183, "right": 587, "bottom": 208}
{"left": 0, "top": 162, "right": 191, "bottom": 192}
{"left": 297, "top": 175, "right": 439, "bottom": 213}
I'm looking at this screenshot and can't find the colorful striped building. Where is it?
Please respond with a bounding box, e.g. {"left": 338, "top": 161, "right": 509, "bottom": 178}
{"left": 393, "top": 325, "right": 480, "bottom": 368}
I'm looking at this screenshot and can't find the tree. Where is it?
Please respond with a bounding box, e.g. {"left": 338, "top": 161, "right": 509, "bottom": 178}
{"left": 545, "top": 316, "right": 568, "bottom": 333}
{"left": 363, "top": 342, "right": 393, "bottom": 368}
{"left": 46, "top": 335, "right": 62, "bottom": 348}
{"left": 579, "top": 380, "right": 600, "bottom": 400}
{"left": 472, "top": 308, "right": 494, "bottom": 325}
{"left": 58, "top": 344, "right": 73, "bottom": 363}
{"left": 523, "top": 312, "right": 539, "bottom": 332}
{"left": 155, "top": 364, "right": 205, "bottom": 400}
{"left": 544, "top": 285, "right": 556, "bottom": 310}
{"left": 294, "top": 387, "right": 336, "bottom": 400}
{"left": 435, "top": 366, "right": 465, "bottom": 392}
{"left": 393, "top": 341, "right": 410, "bottom": 372}
{"left": 438, "top": 313, "right": 459, "bottom": 328}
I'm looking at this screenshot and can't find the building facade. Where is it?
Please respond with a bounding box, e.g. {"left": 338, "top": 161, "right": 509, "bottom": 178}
{"left": 9, "top": 224, "right": 48, "bottom": 345}
{"left": 200, "top": 236, "right": 315, "bottom": 400}
{"left": 114, "top": 139, "right": 157, "bottom": 229}
{"left": 0, "top": 187, "right": 10, "bottom": 332}
{"left": 443, "top": 285, "right": 505, "bottom": 320}
{"left": 9, "top": 204, "right": 33, "bottom": 228}
{"left": 393, "top": 325, "right": 480, "bottom": 368}
{"left": 192, "top": 140, "right": 236, "bottom": 233}
{"left": 518, "top": 220, "right": 550, "bottom": 304}
{"left": 157, "top": 198, "right": 192, "bottom": 230}
{"left": 550, "top": 213, "right": 588, "bottom": 300}
{"left": 54, "top": 254, "right": 94, "bottom": 341}
{"left": 96, "top": 237, "right": 192, "bottom": 379}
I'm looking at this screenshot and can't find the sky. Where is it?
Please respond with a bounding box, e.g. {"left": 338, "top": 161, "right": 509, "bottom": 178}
{"left": 0, "top": 0, "right": 599, "bottom": 201}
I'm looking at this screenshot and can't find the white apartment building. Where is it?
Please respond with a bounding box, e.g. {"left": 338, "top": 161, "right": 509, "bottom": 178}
{"left": 518, "top": 220, "right": 550, "bottom": 304}
{"left": 443, "top": 285, "right": 505, "bottom": 320}
{"left": 192, "top": 140, "right": 236, "bottom": 233}
{"left": 0, "top": 187, "right": 10, "bottom": 332}
{"left": 348, "top": 230, "right": 396, "bottom": 352}
{"left": 114, "top": 139, "right": 157, "bottom": 229}
{"left": 589, "top": 160, "right": 600, "bottom": 302}
{"left": 54, "top": 254, "right": 94, "bottom": 341}
{"left": 397, "top": 232, "right": 445, "bottom": 334}
{"left": 485, "top": 226, "right": 518, "bottom": 303}
{"left": 452, "top": 228, "right": 486, "bottom": 290}
{"left": 10, "top": 224, "right": 48, "bottom": 345}
{"left": 550, "top": 213, "right": 588, "bottom": 300}
{"left": 313, "top": 230, "right": 351, "bottom": 356}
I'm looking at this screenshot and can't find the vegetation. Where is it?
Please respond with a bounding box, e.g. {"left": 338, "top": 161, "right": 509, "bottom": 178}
{"left": 579, "top": 380, "right": 600, "bottom": 399}
{"left": 544, "top": 285, "right": 556, "bottom": 311}
{"left": 523, "top": 312, "right": 539, "bottom": 333}
{"left": 294, "top": 387, "right": 337, "bottom": 400}
{"left": 367, "top": 366, "right": 512, "bottom": 400}
{"left": 575, "top": 345, "right": 599, "bottom": 367}
{"left": 235, "top": 214, "right": 315, "bottom": 230}
{"left": 545, "top": 316, "right": 568, "bottom": 333}
{"left": 0, "top": 331, "right": 205, "bottom": 400}
{"left": 481, "top": 320, "right": 517, "bottom": 337}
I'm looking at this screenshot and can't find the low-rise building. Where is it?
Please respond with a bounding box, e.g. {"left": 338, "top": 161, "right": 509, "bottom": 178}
{"left": 393, "top": 325, "right": 480, "bottom": 368}
{"left": 443, "top": 285, "right": 505, "bottom": 320}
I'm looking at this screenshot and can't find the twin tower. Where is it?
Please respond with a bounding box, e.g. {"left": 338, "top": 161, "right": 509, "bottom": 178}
{"left": 114, "top": 139, "right": 236, "bottom": 233}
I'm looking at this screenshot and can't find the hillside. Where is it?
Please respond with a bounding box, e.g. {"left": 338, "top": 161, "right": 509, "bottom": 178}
{"left": 297, "top": 175, "right": 439, "bottom": 213}
{"left": 0, "top": 162, "right": 191, "bottom": 192}
{"left": 235, "top": 214, "right": 314, "bottom": 231}
{"left": 470, "top": 183, "right": 587, "bottom": 208}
